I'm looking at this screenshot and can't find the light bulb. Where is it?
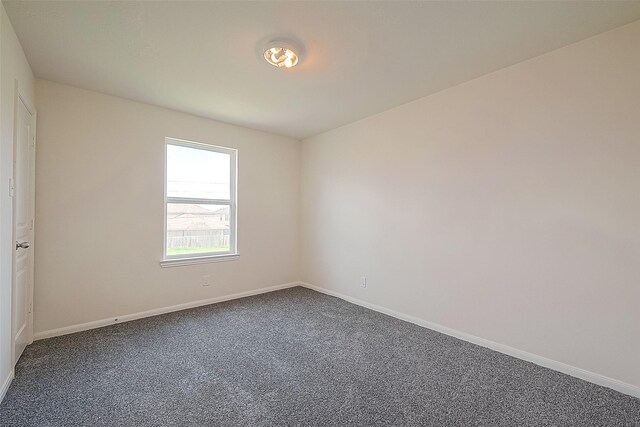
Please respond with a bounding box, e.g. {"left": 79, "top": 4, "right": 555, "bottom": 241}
{"left": 264, "top": 46, "right": 299, "bottom": 68}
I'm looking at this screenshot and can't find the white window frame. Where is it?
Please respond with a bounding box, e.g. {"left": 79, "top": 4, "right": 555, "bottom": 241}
{"left": 160, "top": 137, "right": 238, "bottom": 267}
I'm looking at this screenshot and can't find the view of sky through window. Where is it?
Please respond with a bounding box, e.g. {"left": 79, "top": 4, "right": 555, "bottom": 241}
{"left": 166, "top": 144, "right": 230, "bottom": 200}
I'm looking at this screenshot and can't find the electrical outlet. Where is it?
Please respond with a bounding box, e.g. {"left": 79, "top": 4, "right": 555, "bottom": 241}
{"left": 202, "top": 275, "right": 210, "bottom": 287}
{"left": 361, "top": 276, "right": 367, "bottom": 288}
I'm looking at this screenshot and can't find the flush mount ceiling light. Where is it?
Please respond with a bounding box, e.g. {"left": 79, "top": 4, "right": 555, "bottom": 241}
{"left": 263, "top": 40, "right": 301, "bottom": 69}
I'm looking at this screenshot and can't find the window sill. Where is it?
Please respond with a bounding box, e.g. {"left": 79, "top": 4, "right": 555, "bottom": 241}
{"left": 159, "top": 253, "right": 239, "bottom": 268}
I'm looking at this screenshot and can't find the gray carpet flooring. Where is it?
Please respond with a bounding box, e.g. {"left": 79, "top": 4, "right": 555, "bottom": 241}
{"left": 0, "top": 286, "right": 638, "bottom": 426}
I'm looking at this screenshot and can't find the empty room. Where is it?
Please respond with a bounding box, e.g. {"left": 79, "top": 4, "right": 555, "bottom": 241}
{"left": 0, "top": 0, "right": 639, "bottom": 425}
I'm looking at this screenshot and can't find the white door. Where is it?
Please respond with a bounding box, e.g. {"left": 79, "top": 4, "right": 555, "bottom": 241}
{"left": 12, "top": 90, "right": 36, "bottom": 364}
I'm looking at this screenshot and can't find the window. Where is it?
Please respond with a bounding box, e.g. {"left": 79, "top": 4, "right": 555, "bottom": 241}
{"left": 162, "top": 138, "right": 237, "bottom": 265}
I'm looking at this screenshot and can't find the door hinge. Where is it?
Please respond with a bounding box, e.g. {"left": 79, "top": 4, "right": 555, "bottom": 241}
{"left": 29, "top": 219, "right": 34, "bottom": 230}
{"left": 9, "top": 178, "right": 15, "bottom": 197}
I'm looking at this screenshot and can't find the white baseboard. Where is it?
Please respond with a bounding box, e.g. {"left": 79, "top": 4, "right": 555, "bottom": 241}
{"left": 31, "top": 280, "right": 640, "bottom": 399}
{"left": 299, "top": 282, "right": 640, "bottom": 399}
{"left": 0, "top": 369, "right": 14, "bottom": 404}
{"left": 34, "top": 282, "right": 299, "bottom": 340}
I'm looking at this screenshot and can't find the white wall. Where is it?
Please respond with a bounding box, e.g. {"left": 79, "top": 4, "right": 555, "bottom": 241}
{"left": 34, "top": 80, "right": 300, "bottom": 334}
{"left": 0, "top": 3, "right": 34, "bottom": 395}
{"left": 301, "top": 20, "right": 640, "bottom": 389}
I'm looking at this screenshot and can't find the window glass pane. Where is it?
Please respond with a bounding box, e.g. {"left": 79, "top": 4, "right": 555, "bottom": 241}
{"left": 166, "top": 203, "right": 230, "bottom": 256}
{"left": 167, "top": 144, "right": 230, "bottom": 199}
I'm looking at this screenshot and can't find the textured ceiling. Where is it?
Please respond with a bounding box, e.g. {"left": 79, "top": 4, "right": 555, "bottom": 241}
{"left": 5, "top": 1, "right": 640, "bottom": 139}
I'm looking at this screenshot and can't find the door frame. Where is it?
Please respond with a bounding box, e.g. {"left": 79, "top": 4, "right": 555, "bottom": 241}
{"left": 11, "top": 81, "right": 36, "bottom": 366}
